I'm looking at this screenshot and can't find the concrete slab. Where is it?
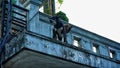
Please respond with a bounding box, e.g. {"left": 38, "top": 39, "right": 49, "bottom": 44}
{"left": 3, "top": 49, "right": 91, "bottom": 68}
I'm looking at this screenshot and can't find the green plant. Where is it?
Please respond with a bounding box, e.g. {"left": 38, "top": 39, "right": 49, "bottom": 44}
{"left": 58, "top": 0, "right": 63, "bottom": 5}
{"left": 56, "top": 11, "right": 69, "bottom": 22}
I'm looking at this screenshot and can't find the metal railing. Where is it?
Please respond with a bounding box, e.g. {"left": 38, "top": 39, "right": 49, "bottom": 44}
{"left": 0, "top": 0, "right": 28, "bottom": 67}
{"left": 0, "top": 1, "right": 12, "bottom": 67}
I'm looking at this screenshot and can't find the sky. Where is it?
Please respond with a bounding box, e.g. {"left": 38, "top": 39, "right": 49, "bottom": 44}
{"left": 56, "top": 0, "right": 120, "bottom": 43}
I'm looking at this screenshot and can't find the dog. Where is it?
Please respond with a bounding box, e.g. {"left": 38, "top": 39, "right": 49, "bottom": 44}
{"left": 53, "top": 24, "right": 72, "bottom": 43}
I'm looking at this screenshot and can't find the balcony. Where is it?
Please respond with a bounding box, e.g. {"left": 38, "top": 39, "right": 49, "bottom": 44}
{"left": 1, "top": 0, "right": 120, "bottom": 68}
{"left": 2, "top": 11, "right": 120, "bottom": 68}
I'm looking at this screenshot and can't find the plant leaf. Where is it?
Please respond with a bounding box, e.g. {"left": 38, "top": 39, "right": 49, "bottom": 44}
{"left": 58, "top": 0, "right": 63, "bottom": 5}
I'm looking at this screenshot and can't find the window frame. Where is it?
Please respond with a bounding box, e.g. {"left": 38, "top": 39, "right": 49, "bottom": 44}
{"left": 109, "top": 49, "right": 116, "bottom": 59}
{"left": 73, "top": 37, "right": 82, "bottom": 47}
{"left": 92, "top": 43, "right": 99, "bottom": 54}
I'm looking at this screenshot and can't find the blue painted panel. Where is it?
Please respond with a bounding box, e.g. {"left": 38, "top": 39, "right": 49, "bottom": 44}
{"left": 81, "top": 37, "right": 92, "bottom": 51}
{"left": 24, "top": 34, "right": 120, "bottom": 68}
{"left": 99, "top": 45, "right": 109, "bottom": 56}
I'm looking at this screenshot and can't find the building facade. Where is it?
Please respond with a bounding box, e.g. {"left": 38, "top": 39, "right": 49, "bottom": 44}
{"left": 0, "top": 0, "right": 120, "bottom": 68}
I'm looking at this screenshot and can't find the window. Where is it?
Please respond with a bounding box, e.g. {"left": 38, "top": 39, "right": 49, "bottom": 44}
{"left": 109, "top": 50, "right": 116, "bottom": 59}
{"left": 39, "top": 6, "right": 44, "bottom": 13}
{"left": 73, "top": 39, "right": 79, "bottom": 47}
{"left": 73, "top": 37, "right": 81, "bottom": 47}
{"left": 92, "top": 43, "right": 99, "bottom": 53}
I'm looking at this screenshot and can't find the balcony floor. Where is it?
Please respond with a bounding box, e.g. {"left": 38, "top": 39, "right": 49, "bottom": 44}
{"left": 3, "top": 48, "right": 91, "bottom": 68}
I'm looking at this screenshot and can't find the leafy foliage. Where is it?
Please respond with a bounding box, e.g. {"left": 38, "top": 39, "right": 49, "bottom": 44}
{"left": 56, "top": 11, "right": 69, "bottom": 22}
{"left": 58, "top": 0, "right": 63, "bottom": 5}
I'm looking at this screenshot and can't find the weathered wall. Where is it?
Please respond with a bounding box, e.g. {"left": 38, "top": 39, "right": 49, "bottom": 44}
{"left": 24, "top": 9, "right": 120, "bottom": 68}
{"left": 4, "top": 11, "right": 120, "bottom": 68}
{"left": 4, "top": 32, "right": 25, "bottom": 60}
{"left": 3, "top": 0, "right": 120, "bottom": 68}
{"left": 25, "top": 10, "right": 120, "bottom": 67}
{"left": 4, "top": 30, "right": 120, "bottom": 68}
{"left": 28, "top": 12, "right": 53, "bottom": 38}
{"left": 23, "top": 33, "right": 120, "bottom": 68}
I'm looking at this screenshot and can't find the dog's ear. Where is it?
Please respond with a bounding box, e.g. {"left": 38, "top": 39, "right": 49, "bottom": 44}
{"left": 66, "top": 26, "right": 72, "bottom": 33}
{"left": 70, "top": 24, "right": 72, "bottom": 28}
{"left": 68, "top": 24, "right": 72, "bottom": 29}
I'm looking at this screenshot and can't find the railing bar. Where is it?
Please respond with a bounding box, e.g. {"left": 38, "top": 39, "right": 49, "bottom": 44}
{"left": 11, "top": 24, "right": 25, "bottom": 31}
{"left": 12, "top": 19, "right": 26, "bottom": 25}
{"left": 12, "top": 21, "right": 26, "bottom": 28}
{"left": 11, "top": 27, "right": 23, "bottom": 32}
{"left": 12, "top": 11, "right": 27, "bottom": 17}
{"left": 4, "top": 1, "right": 28, "bottom": 12}
{"left": 12, "top": 16, "right": 26, "bottom": 23}
{"left": 13, "top": 4, "right": 28, "bottom": 11}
